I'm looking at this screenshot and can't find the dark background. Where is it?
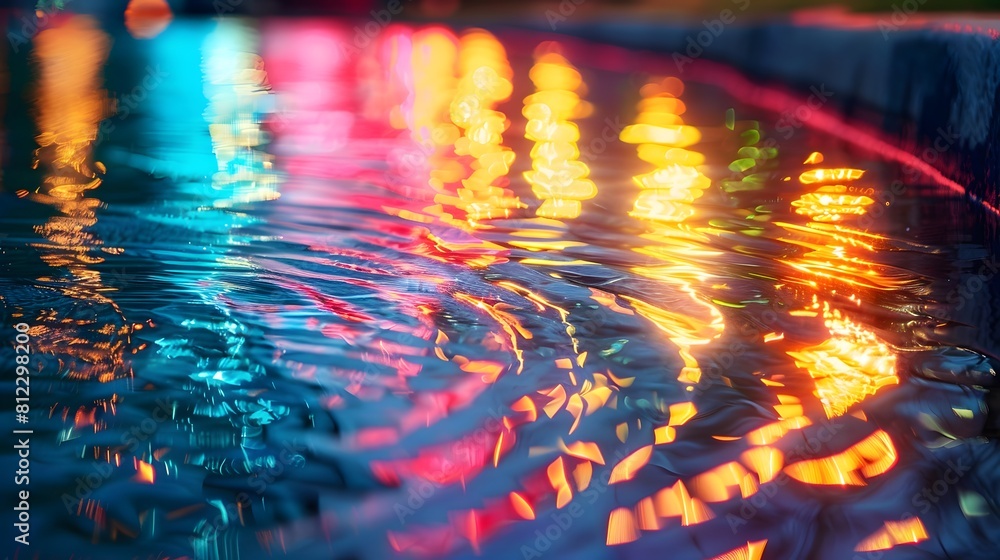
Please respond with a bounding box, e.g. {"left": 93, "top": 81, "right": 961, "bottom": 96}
{"left": 8, "top": 0, "right": 1000, "bottom": 20}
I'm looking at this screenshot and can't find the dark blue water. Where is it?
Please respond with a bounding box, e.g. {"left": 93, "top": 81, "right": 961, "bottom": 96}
{"left": 2, "top": 15, "right": 1000, "bottom": 560}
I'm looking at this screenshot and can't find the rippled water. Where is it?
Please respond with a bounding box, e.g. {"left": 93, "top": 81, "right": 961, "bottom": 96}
{"left": 3, "top": 15, "right": 1000, "bottom": 560}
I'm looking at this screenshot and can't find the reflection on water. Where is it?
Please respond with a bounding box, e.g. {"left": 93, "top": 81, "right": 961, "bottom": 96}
{"left": 449, "top": 30, "right": 522, "bottom": 222}
{"left": 203, "top": 19, "right": 281, "bottom": 205}
{"left": 775, "top": 155, "right": 901, "bottom": 419}
{"left": 787, "top": 298, "right": 899, "bottom": 420}
{"left": 3, "top": 16, "right": 1000, "bottom": 560}
{"left": 623, "top": 76, "right": 705, "bottom": 223}
{"left": 523, "top": 43, "right": 594, "bottom": 220}
{"left": 28, "top": 15, "right": 130, "bottom": 383}
{"left": 622, "top": 75, "right": 723, "bottom": 391}
{"left": 856, "top": 516, "right": 929, "bottom": 552}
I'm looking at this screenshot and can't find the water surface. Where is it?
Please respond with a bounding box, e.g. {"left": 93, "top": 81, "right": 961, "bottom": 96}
{"left": 2, "top": 16, "right": 1000, "bottom": 560}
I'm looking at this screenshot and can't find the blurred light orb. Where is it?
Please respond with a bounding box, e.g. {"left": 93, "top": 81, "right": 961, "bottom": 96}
{"left": 124, "top": 0, "right": 173, "bottom": 40}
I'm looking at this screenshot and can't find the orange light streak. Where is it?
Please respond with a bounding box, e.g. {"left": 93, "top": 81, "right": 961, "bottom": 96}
{"left": 855, "top": 518, "right": 928, "bottom": 552}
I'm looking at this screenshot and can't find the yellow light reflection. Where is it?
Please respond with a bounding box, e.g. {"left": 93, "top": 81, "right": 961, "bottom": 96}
{"left": 792, "top": 184, "right": 874, "bottom": 223}
{"left": 803, "top": 151, "right": 824, "bottom": 164}
{"left": 668, "top": 401, "right": 697, "bottom": 426}
{"left": 510, "top": 492, "right": 535, "bottom": 520}
{"left": 786, "top": 300, "right": 898, "bottom": 418}
{"left": 28, "top": 16, "right": 132, "bottom": 384}
{"left": 784, "top": 429, "right": 897, "bottom": 485}
{"left": 776, "top": 156, "right": 909, "bottom": 292}
{"left": 444, "top": 30, "right": 523, "bottom": 222}
{"left": 523, "top": 44, "right": 595, "bottom": 219}
{"left": 25, "top": 19, "right": 145, "bottom": 534}
{"left": 653, "top": 480, "right": 715, "bottom": 526}
{"left": 406, "top": 29, "right": 459, "bottom": 148}
{"left": 855, "top": 518, "right": 928, "bottom": 552}
{"left": 31, "top": 16, "right": 111, "bottom": 202}
{"left": 622, "top": 292, "right": 724, "bottom": 386}
{"left": 740, "top": 446, "right": 783, "bottom": 484}
{"left": 134, "top": 459, "right": 155, "bottom": 483}
{"left": 368, "top": 29, "right": 513, "bottom": 273}
{"left": 497, "top": 280, "right": 581, "bottom": 354}
{"left": 711, "top": 540, "right": 767, "bottom": 560}
{"left": 609, "top": 445, "right": 652, "bottom": 484}
{"left": 689, "top": 461, "right": 750, "bottom": 503}
{"left": 547, "top": 456, "right": 573, "bottom": 508}
{"left": 774, "top": 155, "right": 903, "bottom": 422}
{"left": 622, "top": 76, "right": 708, "bottom": 223}
{"left": 616, "top": 78, "right": 725, "bottom": 440}
{"left": 799, "top": 167, "right": 865, "bottom": 184}
{"left": 453, "top": 293, "right": 530, "bottom": 373}
{"left": 606, "top": 507, "right": 640, "bottom": 545}
{"left": 746, "top": 416, "right": 812, "bottom": 445}
{"left": 403, "top": 28, "right": 469, "bottom": 212}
